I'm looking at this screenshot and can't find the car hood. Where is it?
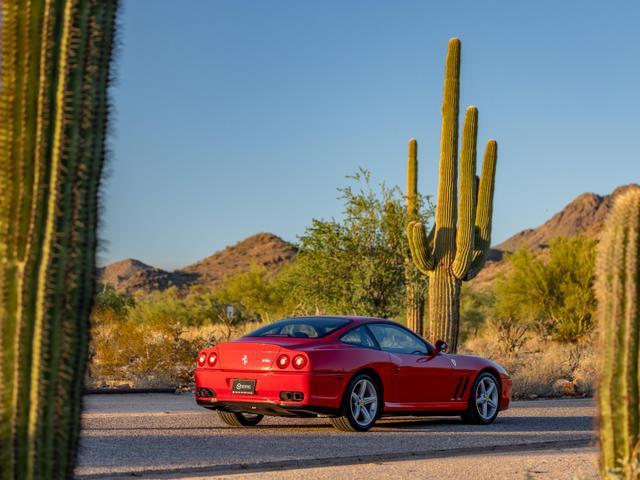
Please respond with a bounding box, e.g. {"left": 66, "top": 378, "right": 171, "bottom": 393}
{"left": 449, "top": 353, "right": 510, "bottom": 376}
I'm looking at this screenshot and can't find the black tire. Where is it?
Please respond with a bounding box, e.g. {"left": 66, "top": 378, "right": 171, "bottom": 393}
{"left": 218, "top": 411, "right": 264, "bottom": 427}
{"left": 330, "top": 373, "right": 380, "bottom": 432}
{"left": 461, "top": 372, "right": 501, "bottom": 425}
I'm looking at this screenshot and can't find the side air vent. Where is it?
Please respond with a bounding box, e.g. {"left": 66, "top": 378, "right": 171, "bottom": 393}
{"left": 452, "top": 376, "right": 470, "bottom": 400}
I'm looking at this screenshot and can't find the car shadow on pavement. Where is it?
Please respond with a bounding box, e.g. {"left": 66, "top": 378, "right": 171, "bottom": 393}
{"left": 373, "top": 415, "right": 594, "bottom": 433}
{"left": 82, "top": 414, "right": 594, "bottom": 434}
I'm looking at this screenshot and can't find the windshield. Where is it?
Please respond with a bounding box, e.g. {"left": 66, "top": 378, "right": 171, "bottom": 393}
{"left": 245, "top": 317, "right": 351, "bottom": 339}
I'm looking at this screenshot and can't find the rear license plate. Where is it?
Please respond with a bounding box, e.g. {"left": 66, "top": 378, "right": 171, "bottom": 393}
{"left": 232, "top": 379, "right": 256, "bottom": 395}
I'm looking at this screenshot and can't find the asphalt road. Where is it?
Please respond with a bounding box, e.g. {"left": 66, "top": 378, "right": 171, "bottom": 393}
{"left": 76, "top": 394, "right": 596, "bottom": 479}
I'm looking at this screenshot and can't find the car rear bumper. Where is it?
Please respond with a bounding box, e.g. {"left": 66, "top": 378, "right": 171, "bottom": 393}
{"left": 194, "top": 368, "right": 346, "bottom": 413}
{"left": 196, "top": 399, "right": 338, "bottom": 417}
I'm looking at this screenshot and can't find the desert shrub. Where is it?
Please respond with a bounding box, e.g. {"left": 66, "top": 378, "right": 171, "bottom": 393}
{"left": 495, "top": 236, "right": 597, "bottom": 343}
{"left": 126, "top": 287, "right": 204, "bottom": 326}
{"left": 213, "top": 264, "right": 287, "bottom": 323}
{"left": 88, "top": 286, "right": 277, "bottom": 388}
{"left": 94, "top": 285, "right": 135, "bottom": 315}
{"left": 89, "top": 319, "right": 212, "bottom": 388}
{"left": 281, "top": 169, "right": 432, "bottom": 319}
{"left": 459, "top": 286, "right": 496, "bottom": 341}
{"left": 462, "top": 332, "right": 595, "bottom": 399}
{"left": 484, "top": 316, "right": 529, "bottom": 357}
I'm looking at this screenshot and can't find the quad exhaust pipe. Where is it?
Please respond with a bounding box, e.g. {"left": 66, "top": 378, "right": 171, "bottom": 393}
{"left": 280, "top": 391, "right": 304, "bottom": 402}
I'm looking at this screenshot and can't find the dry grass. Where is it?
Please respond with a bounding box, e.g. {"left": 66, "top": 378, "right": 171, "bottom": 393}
{"left": 462, "top": 333, "right": 596, "bottom": 399}
{"left": 89, "top": 316, "right": 597, "bottom": 398}
{"left": 87, "top": 319, "right": 272, "bottom": 389}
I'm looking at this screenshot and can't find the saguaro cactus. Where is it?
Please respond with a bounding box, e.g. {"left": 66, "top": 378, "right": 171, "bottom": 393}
{"left": 0, "top": 1, "right": 118, "bottom": 479}
{"left": 597, "top": 189, "right": 640, "bottom": 479}
{"left": 406, "top": 38, "right": 498, "bottom": 352}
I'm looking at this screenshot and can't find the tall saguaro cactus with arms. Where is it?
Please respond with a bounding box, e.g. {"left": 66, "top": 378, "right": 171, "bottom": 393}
{"left": 406, "top": 38, "right": 498, "bottom": 352}
{"left": 0, "top": 1, "right": 118, "bottom": 478}
{"left": 597, "top": 189, "right": 640, "bottom": 479}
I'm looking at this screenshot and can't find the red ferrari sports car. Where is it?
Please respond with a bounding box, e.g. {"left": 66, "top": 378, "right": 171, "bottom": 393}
{"left": 195, "top": 316, "right": 512, "bottom": 432}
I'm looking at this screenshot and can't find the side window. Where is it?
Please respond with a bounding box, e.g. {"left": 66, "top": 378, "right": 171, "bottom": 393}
{"left": 340, "top": 326, "right": 378, "bottom": 349}
{"left": 368, "top": 324, "right": 428, "bottom": 355}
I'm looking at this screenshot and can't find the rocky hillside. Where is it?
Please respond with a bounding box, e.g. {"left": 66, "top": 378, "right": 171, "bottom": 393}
{"left": 470, "top": 183, "right": 640, "bottom": 290}
{"left": 97, "top": 259, "right": 195, "bottom": 296}
{"left": 181, "top": 232, "right": 297, "bottom": 289}
{"left": 494, "top": 184, "right": 640, "bottom": 253}
{"left": 100, "top": 184, "right": 639, "bottom": 296}
{"left": 99, "top": 233, "right": 297, "bottom": 295}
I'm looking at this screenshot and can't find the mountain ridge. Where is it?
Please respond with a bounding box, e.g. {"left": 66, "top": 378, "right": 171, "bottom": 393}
{"left": 99, "top": 184, "right": 639, "bottom": 295}
{"left": 99, "top": 232, "right": 297, "bottom": 295}
{"left": 469, "top": 183, "right": 639, "bottom": 290}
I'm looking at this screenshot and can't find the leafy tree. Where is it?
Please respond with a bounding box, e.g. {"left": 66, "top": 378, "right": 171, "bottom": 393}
{"left": 495, "top": 236, "right": 597, "bottom": 342}
{"left": 93, "top": 286, "right": 135, "bottom": 317}
{"left": 214, "top": 264, "right": 285, "bottom": 322}
{"left": 459, "top": 285, "right": 496, "bottom": 342}
{"left": 281, "top": 169, "right": 432, "bottom": 319}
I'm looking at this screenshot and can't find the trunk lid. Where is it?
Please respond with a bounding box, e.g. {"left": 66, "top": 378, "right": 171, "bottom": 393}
{"left": 217, "top": 341, "right": 283, "bottom": 371}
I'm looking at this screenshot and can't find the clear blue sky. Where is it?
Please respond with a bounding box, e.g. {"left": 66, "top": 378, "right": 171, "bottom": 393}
{"left": 102, "top": 0, "right": 640, "bottom": 269}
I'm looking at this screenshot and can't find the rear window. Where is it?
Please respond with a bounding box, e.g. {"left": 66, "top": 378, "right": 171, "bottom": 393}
{"left": 245, "top": 317, "right": 351, "bottom": 339}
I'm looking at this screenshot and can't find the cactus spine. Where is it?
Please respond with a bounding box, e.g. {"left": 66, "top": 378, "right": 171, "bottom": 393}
{"left": 405, "top": 139, "right": 425, "bottom": 333}
{"left": 597, "top": 189, "right": 640, "bottom": 479}
{"left": 406, "top": 38, "right": 498, "bottom": 352}
{"left": 0, "top": 1, "right": 118, "bottom": 478}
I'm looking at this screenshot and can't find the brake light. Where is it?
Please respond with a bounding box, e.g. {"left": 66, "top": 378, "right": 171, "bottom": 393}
{"left": 276, "top": 354, "right": 290, "bottom": 369}
{"left": 208, "top": 352, "right": 218, "bottom": 367}
{"left": 292, "top": 355, "right": 307, "bottom": 369}
{"left": 197, "top": 352, "right": 207, "bottom": 367}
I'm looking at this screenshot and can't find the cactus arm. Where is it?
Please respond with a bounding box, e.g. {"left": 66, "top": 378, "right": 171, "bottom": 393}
{"left": 406, "top": 138, "right": 435, "bottom": 273}
{"left": 465, "top": 140, "right": 497, "bottom": 280}
{"left": 406, "top": 138, "right": 418, "bottom": 220}
{"left": 432, "top": 38, "right": 460, "bottom": 264}
{"left": 452, "top": 106, "right": 478, "bottom": 279}
{"left": 407, "top": 221, "right": 435, "bottom": 274}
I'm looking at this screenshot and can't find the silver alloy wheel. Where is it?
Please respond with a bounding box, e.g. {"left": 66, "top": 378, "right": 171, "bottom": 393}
{"left": 475, "top": 376, "right": 499, "bottom": 421}
{"left": 350, "top": 378, "right": 378, "bottom": 427}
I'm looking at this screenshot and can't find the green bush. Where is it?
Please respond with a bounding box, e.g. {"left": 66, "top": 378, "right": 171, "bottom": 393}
{"left": 494, "top": 236, "right": 597, "bottom": 342}
{"left": 281, "top": 169, "right": 432, "bottom": 319}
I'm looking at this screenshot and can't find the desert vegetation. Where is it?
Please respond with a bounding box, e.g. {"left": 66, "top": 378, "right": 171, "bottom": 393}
{"left": 88, "top": 36, "right": 610, "bottom": 403}
{"left": 88, "top": 170, "right": 433, "bottom": 388}
{"left": 90, "top": 172, "right": 602, "bottom": 401}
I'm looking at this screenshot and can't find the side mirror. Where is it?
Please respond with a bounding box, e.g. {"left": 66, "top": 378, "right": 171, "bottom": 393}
{"left": 434, "top": 339, "right": 448, "bottom": 354}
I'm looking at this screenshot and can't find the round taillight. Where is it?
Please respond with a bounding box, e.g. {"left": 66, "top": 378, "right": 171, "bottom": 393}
{"left": 292, "top": 355, "right": 307, "bottom": 369}
{"left": 208, "top": 352, "right": 217, "bottom": 367}
{"left": 197, "top": 353, "right": 206, "bottom": 367}
{"left": 276, "top": 354, "right": 290, "bottom": 369}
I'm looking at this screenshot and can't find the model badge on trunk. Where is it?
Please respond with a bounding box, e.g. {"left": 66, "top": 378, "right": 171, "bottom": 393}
{"left": 241, "top": 354, "right": 248, "bottom": 365}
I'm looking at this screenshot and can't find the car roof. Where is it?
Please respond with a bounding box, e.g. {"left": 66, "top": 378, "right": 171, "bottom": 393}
{"left": 293, "top": 315, "right": 394, "bottom": 325}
